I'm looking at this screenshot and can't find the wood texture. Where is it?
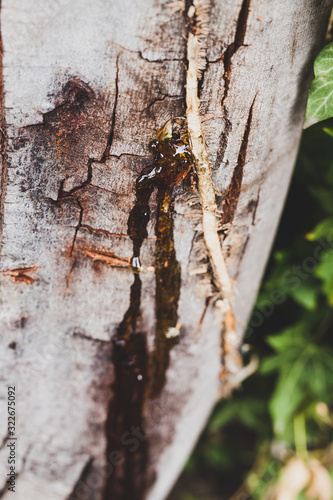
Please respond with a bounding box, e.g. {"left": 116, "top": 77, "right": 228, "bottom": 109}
{"left": 0, "top": 1, "right": 331, "bottom": 499}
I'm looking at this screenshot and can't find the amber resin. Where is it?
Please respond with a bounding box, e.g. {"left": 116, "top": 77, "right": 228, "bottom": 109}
{"left": 104, "top": 118, "right": 194, "bottom": 499}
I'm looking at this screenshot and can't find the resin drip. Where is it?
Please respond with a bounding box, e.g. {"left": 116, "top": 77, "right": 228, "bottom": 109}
{"left": 104, "top": 118, "right": 193, "bottom": 499}
{"left": 150, "top": 185, "right": 181, "bottom": 399}
{"left": 128, "top": 117, "right": 193, "bottom": 397}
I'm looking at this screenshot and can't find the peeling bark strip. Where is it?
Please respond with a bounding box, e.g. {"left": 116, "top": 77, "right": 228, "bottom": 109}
{"left": 84, "top": 249, "right": 131, "bottom": 267}
{"left": 1, "top": 266, "right": 38, "bottom": 284}
{"left": 220, "top": 95, "right": 256, "bottom": 226}
{"left": 0, "top": 6, "right": 8, "bottom": 264}
{"left": 103, "top": 118, "right": 193, "bottom": 498}
{"left": 185, "top": 1, "right": 234, "bottom": 307}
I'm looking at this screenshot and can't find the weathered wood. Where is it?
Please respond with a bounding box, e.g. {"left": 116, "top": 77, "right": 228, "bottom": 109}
{"left": 0, "top": 1, "right": 331, "bottom": 499}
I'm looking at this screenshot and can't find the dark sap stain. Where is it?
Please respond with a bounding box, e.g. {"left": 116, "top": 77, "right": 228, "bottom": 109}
{"left": 220, "top": 96, "right": 255, "bottom": 227}
{"left": 128, "top": 117, "right": 193, "bottom": 273}
{"left": 104, "top": 275, "right": 149, "bottom": 500}
{"left": 104, "top": 117, "right": 193, "bottom": 499}
{"left": 8, "top": 342, "right": 17, "bottom": 350}
{"left": 149, "top": 186, "right": 181, "bottom": 399}
{"left": 128, "top": 117, "right": 193, "bottom": 399}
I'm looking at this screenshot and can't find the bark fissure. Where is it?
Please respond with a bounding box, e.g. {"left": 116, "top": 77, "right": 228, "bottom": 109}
{"left": 66, "top": 457, "right": 95, "bottom": 500}
{"left": 70, "top": 198, "right": 83, "bottom": 257}
{"left": 101, "top": 55, "right": 120, "bottom": 162}
{"left": 220, "top": 95, "right": 256, "bottom": 227}
{"left": 235, "top": 186, "right": 260, "bottom": 276}
{"left": 215, "top": 0, "right": 251, "bottom": 173}
{"left": 140, "top": 94, "right": 183, "bottom": 112}
{"left": 80, "top": 224, "right": 129, "bottom": 239}
{"left": 221, "top": 0, "right": 251, "bottom": 108}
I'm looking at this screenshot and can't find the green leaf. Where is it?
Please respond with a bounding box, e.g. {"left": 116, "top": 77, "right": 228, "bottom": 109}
{"left": 210, "top": 398, "right": 266, "bottom": 431}
{"left": 270, "top": 359, "right": 305, "bottom": 435}
{"left": 307, "top": 218, "right": 333, "bottom": 241}
{"left": 316, "top": 249, "right": 333, "bottom": 304}
{"left": 305, "top": 43, "right": 333, "bottom": 128}
{"left": 266, "top": 324, "right": 307, "bottom": 352}
{"left": 291, "top": 283, "right": 317, "bottom": 310}
{"left": 323, "top": 126, "right": 333, "bottom": 138}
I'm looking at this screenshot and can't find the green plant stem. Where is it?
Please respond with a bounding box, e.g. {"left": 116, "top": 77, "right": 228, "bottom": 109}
{"left": 294, "top": 413, "right": 308, "bottom": 461}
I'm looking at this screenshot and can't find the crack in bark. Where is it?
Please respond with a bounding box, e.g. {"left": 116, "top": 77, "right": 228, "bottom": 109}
{"left": 196, "top": 295, "right": 213, "bottom": 334}
{"left": 54, "top": 56, "right": 121, "bottom": 257}
{"left": 107, "top": 152, "right": 146, "bottom": 160}
{"left": 101, "top": 54, "right": 120, "bottom": 162}
{"left": 69, "top": 198, "right": 83, "bottom": 257}
{"left": 235, "top": 186, "right": 260, "bottom": 277}
{"left": 72, "top": 331, "right": 110, "bottom": 344}
{"left": 107, "top": 40, "right": 185, "bottom": 64}
{"left": 140, "top": 93, "right": 183, "bottom": 112}
{"left": 0, "top": 9, "right": 8, "bottom": 268}
{"left": 215, "top": 0, "right": 251, "bottom": 171}
{"left": 250, "top": 186, "right": 260, "bottom": 226}
{"left": 198, "top": 59, "right": 208, "bottom": 99}
{"left": 66, "top": 457, "right": 95, "bottom": 500}
{"left": 80, "top": 224, "right": 129, "bottom": 239}
{"left": 221, "top": 0, "right": 251, "bottom": 108}
{"left": 61, "top": 161, "right": 93, "bottom": 198}
{"left": 220, "top": 95, "right": 256, "bottom": 227}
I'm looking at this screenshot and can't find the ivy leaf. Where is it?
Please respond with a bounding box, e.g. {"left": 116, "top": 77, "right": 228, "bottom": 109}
{"left": 304, "top": 43, "right": 333, "bottom": 128}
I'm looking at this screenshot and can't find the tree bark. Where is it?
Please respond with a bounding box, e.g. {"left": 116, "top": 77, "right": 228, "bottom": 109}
{"left": 0, "top": 1, "right": 331, "bottom": 499}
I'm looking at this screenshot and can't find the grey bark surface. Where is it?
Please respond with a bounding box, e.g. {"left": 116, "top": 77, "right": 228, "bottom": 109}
{"left": 0, "top": 1, "right": 331, "bottom": 499}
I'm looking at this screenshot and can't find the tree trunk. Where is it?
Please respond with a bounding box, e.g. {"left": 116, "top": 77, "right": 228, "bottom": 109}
{"left": 0, "top": 1, "right": 331, "bottom": 499}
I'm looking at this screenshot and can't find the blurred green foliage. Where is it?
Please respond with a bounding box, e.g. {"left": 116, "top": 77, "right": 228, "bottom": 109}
{"left": 168, "top": 117, "right": 333, "bottom": 500}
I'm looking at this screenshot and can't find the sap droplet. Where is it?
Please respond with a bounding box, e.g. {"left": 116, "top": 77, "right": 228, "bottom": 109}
{"left": 131, "top": 256, "right": 142, "bottom": 273}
